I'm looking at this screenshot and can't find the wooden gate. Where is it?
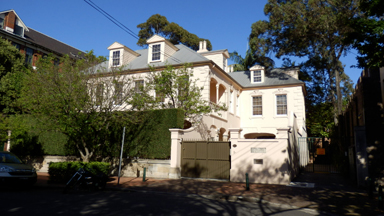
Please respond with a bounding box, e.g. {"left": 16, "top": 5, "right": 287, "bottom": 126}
{"left": 181, "top": 140, "right": 230, "bottom": 180}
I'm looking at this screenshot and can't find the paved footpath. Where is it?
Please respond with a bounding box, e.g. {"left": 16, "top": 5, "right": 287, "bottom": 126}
{"left": 36, "top": 171, "right": 384, "bottom": 216}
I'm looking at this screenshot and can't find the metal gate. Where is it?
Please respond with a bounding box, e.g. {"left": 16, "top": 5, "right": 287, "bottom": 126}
{"left": 181, "top": 140, "right": 230, "bottom": 180}
{"left": 301, "top": 137, "right": 339, "bottom": 173}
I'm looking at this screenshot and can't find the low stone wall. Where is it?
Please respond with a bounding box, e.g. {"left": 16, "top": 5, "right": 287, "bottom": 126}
{"left": 34, "top": 156, "right": 171, "bottom": 179}
{"left": 113, "top": 159, "right": 171, "bottom": 179}
{"left": 35, "top": 155, "right": 79, "bottom": 172}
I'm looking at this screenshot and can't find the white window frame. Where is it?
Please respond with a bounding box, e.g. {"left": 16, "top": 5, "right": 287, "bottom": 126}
{"left": 112, "top": 51, "right": 120, "bottom": 66}
{"left": 95, "top": 83, "right": 104, "bottom": 106}
{"left": 251, "top": 70, "right": 263, "bottom": 83}
{"left": 114, "top": 82, "right": 123, "bottom": 105}
{"left": 135, "top": 80, "right": 144, "bottom": 94}
{"left": 229, "top": 91, "right": 234, "bottom": 113}
{"left": 156, "top": 90, "right": 165, "bottom": 103}
{"left": 276, "top": 94, "right": 287, "bottom": 116}
{"left": 252, "top": 96, "right": 263, "bottom": 116}
{"left": 152, "top": 44, "right": 161, "bottom": 61}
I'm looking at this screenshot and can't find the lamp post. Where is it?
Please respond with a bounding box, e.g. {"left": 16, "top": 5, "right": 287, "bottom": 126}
{"left": 7, "top": 130, "right": 11, "bottom": 152}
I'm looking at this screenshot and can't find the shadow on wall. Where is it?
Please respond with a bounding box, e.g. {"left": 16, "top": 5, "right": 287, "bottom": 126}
{"left": 107, "top": 158, "right": 150, "bottom": 177}
{"left": 195, "top": 121, "right": 210, "bottom": 140}
{"left": 287, "top": 129, "right": 301, "bottom": 179}
{"left": 181, "top": 162, "right": 208, "bottom": 178}
{"left": 231, "top": 158, "right": 290, "bottom": 185}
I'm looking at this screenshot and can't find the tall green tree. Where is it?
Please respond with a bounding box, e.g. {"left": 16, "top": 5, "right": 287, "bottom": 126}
{"left": 249, "top": 0, "right": 359, "bottom": 124}
{"left": 137, "top": 14, "right": 212, "bottom": 51}
{"left": 138, "top": 64, "right": 227, "bottom": 126}
{"left": 0, "top": 38, "right": 30, "bottom": 115}
{"left": 0, "top": 38, "right": 31, "bottom": 148}
{"left": 347, "top": 0, "right": 384, "bottom": 68}
{"left": 20, "top": 52, "right": 145, "bottom": 162}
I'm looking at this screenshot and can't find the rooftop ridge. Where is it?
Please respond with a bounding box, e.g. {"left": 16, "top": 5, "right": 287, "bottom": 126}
{"left": 28, "top": 27, "right": 85, "bottom": 54}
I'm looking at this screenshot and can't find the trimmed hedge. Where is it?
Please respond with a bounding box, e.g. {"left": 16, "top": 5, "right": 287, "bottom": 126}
{"left": 124, "top": 109, "right": 184, "bottom": 159}
{"left": 48, "top": 161, "right": 110, "bottom": 183}
{"left": 92, "top": 109, "right": 184, "bottom": 159}
{"left": 10, "top": 109, "right": 184, "bottom": 159}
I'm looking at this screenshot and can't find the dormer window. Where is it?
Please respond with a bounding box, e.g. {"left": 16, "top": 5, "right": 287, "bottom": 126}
{"left": 152, "top": 44, "right": 161, "bottom": 61}
{"left": 249, "top": 65, "right": 265, "bottom": 84}
{"left": 146, "top": 35, "right": 179, "bottom": 63}
{"left": 112, "top": 51, "right": 120, "bottom": 66}
{"left": 107, "top": 42, "right": 140, "bottom": 69}
{"left": 253, "top": 70, "right": 262, "bottom": 82}
{"left": 14, "top": 25, "right": 23, "bottom": 37}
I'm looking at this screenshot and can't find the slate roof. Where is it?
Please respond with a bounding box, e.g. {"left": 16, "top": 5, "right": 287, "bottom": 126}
{"left": 94, "top": 42, "right": 303, "bottom": 89}
{"left": 0, "top": 27, "right": 84, "bottom": 58}
{"left": 228, "top": 68, "right": 304, "bottom": 88}
{"left": 96, "top": 44, "right": 210, "bottom": 72}
{"left": 24, "top": 28, "right": 84, "bottom": 57}
{"left": 0, "top": 9, "right": 84, "bottom": 57}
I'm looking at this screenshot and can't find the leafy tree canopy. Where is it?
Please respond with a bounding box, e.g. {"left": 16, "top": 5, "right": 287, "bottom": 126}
{"left": 249, "top": 0, "right": 359, "bottom": 123}
{"left": 229, "top": 48, "right": 275, "bottom": 72}
{"left": 137, "top": 14, "right": 212, "bottom": 51}
{"left": 20, "top": 52, "right": 144, "bottom": 162}
{"left": 135, "top": 64, "right": 227, "bottom": 126}
{"left": 0, "top": 38, "right": 30, "bottom": 115}
{"left": 347, "top": 0, "right": 384, "bottom": 68}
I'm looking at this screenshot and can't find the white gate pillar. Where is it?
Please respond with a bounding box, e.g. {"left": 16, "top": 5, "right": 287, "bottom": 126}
{"left": 169, "top": 128, "right": 183, "bottom": 179}
{"left": 228, "top": 128, "right": 242, "bottom": 155}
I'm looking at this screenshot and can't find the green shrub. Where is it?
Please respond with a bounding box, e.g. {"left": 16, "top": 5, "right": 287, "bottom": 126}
{"left": 48, "top": 161, "right": 110, "bottom": 183}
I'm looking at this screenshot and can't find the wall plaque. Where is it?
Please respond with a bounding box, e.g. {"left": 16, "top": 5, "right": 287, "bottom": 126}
{"left": 251, "top": 147, "right": 266, "bottom": 153}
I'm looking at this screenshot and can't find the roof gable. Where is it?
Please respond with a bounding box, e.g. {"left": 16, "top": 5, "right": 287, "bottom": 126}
{"left": 108, "top": 42, "right": 125, "bottom": 50}
{"left": 146, "top": 34, "right": 166, "bottom": 43}
{"left": 146, "top": 34, "right": 179, "bottom": 51}
{"left": 108, "top": 42, "right": 140, "bottom": 57}
{"left": 0, "top": 9, "right": 28, "bottom": 31}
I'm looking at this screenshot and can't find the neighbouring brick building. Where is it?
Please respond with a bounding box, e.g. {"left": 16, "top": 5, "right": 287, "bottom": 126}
{"left": 0, "top": 9, "right": 85, "bottom": 152}
{"left": 338, "top": 68, "right": 384, "bottom": 187}
{"left": 0, "top": 9, "right": 84, "bottom": 68}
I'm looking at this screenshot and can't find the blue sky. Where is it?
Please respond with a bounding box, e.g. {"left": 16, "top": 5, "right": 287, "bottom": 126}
{"left": 3, "top": 0, "right": 362, "bottom": 85}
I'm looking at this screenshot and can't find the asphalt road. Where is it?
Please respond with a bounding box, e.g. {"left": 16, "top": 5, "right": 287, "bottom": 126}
{"left": 0, "top": 187, "right": 326, "bottom": 216}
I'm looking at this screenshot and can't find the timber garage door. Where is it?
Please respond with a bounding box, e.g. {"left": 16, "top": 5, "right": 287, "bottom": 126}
{"left": 181, "top": 140, "right": 230, "bottom": 180}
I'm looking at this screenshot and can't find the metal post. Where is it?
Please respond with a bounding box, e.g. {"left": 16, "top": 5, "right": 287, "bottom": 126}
{"left": 117, "top": 127, "right": 126, "bottom": 185}
{"left": 246, "top": 173, "right": 249, "bottom": 191}
{"left": 143, "top": 167, "right": 146, "bottom": 182}
{"left": 6, "top": 130, "right": 11, "bottom": 152}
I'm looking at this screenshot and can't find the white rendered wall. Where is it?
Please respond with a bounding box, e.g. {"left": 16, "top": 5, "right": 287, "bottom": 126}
{"left": 238, "top": 86, "right": 306, "bottom": 138}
